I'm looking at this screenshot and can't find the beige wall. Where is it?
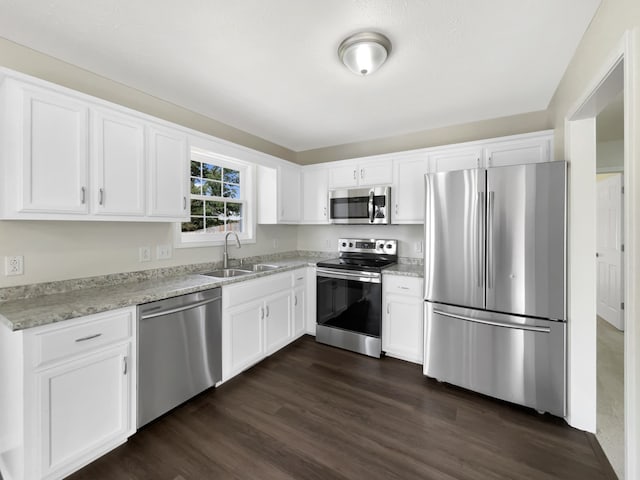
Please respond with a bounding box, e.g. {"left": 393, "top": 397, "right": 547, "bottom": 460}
{"left": 295, "top": 110, "right": 551, "bottom": 164}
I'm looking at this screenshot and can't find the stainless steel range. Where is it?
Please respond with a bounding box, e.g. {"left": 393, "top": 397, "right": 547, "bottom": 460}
{"left": 315, "top": 238, "right": 397, "bottom": 358}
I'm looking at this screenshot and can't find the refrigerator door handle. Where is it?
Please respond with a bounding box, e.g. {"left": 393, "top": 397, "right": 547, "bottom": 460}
{"left": 487, "top": 191, "right": 495, "bottom": 289}
{"left": 433, "top": 309, "right": 551, "bottom": 333}
{"left": 477, "top": 191, "right": 485, "bottom": 288}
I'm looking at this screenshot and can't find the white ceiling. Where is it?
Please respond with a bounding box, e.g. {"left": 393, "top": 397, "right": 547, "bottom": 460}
{"left": 0, "top": 0, "right": 601, "bottom": 152}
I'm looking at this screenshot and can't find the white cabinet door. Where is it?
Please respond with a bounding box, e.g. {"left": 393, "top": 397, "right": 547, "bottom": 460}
{"left": 39, "top": 343, "right": 131, "bottom": 479}
{"left": 429, "top": 147, "right": 482, "bottom": 173}
{"left": 302, "top": 167, "right": 329, "bottom": 223}
{"left": 92, "top": 108, "right": 145, "bottom": 216}
{"left": 147, "top": 124, "right": 189, "bottom": 219}
{"left": 264, "top": 290, "right": 292, "bottom": 355}
{"left": 293, "top": 285, "right": 306, "bottom": 338}
{"left": 392, "top": 154, "right": 429, "bottom": 223}
{"left": 223, "top": 298, "right": 264, "bottom": 381}
{"left": 328, "top": 163, "right": 359, "bottom": 188}
{"left": 358, "top": 160, "right": 392, "bottom": 186}
{"left": 14, "top": 82, "right": 89, "bottom": 214}
{"left": 382, "top": 276, "right": 424, "bottom": 364}
{"left": 484, "top": 136, "right": 551, "bottom": 167}
{"left": 278, "top": 165, "right": 301, "bottom": 223}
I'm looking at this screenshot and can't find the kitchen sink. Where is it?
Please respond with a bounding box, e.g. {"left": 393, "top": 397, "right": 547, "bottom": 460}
{"left": 250, "top": 264, "right": 280, "bottom": 272}
{"left": 202, "top": 268, "right": 253, "bottom": 278}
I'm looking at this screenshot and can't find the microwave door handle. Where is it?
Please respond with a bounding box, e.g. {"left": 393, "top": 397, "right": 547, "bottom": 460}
{"left": 369, "top": 190, "right": 375, "bottom": 223}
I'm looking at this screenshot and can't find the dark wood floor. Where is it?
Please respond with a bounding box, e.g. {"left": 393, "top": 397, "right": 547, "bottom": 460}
{"left": 69, "top": 336, "right": 616, "bottom": 480}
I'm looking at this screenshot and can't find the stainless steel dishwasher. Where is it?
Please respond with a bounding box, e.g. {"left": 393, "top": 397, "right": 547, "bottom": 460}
{"left": 137, "top": 288, "right": 222, "bottom": 428}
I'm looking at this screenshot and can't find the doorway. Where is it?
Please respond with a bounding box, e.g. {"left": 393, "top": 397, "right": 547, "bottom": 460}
{"left": 595, "top": 93, "right": 625, "bottom": 478}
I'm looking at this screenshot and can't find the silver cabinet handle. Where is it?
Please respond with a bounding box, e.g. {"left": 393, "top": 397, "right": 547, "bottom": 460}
{"left": 75, "top": 333, "right": 102, "bottom": 343}
{"left": 81, "top": 186, "right": 86, "bottom": 204}
{"left": 398, "top": 286, "right": 410, "bottom": 290}
{"left": 266, "top": 305, "right": 270, "bottom": 317}
{"left": 99, "top": 188, "right": 104, "bottom": 205}
{"left": 294, "top": 295, "right": 298, "bottom": 306}
{"left": 323, "top": 206, "right": 327, "bottom": 217}
{"left": 183, "top": 196, "right": 187, "bottom": 210}
{"left": 260, "top": 306, "right": 264, "bottom": 320}
{"left": 123, "top": 356, "right": 128, "bottom": 375}
{"left": 433, "top": 309, "right": 550, "bottom": 333}
{"left": 353, "top": 169, "right": 357, "bottom": 180}
{"left": 387, "top": 304, "right": 390, "bottom": 314}
{"left": 395, "top": 203, "right": 398, "bottom": 215}
{"left": 360, "top": 168, "right": 364, "bottom": 179}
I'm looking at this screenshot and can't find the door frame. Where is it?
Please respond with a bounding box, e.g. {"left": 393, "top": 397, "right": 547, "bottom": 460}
{"left": 565, "top": 28, "right": 638, "bottom": 478}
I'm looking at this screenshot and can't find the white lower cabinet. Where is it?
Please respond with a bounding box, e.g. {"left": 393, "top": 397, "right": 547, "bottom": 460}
{"left": 223, "top": 269, "right": 314, "bottom": 382}
{"left": 0, "top": 307, "right": 136, "bottom": 480}
{"left": 382, "top": 275, "right": 424, "bottom": 364}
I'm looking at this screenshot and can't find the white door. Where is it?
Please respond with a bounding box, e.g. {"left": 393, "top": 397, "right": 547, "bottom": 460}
{"left": 147, "top": 124, "right": 188, "bottom": 219}
{"left": 392, "top": 155, "right": 429, "bottom": 223}
{"left": 19, "top": 85, "right": 89, "bottom": 214}
{"left": 39, "top": 344, "right": 131, "bottom": 478}
{"left": 92, "top": 108, "right": 146, "bottom": 216}
{"left": 596, "top": 173, "right": 624, "bottom": 330}
{"left": 358, "top": 160, "right": 393, "bottom": 186}
{"left": 278, "top": 165, "right": 301, "bottom": 222}
{"left": 302, "top": 168, "right": 329, "bottom": 223}
{"left": 328, "top": 163, "right": 359, "bottom": 188}
{"left": 264, "top": 291, "right": 292, "bottom": 355}
{"left": 429, "top": 147, "right": 482, "bottom": 173}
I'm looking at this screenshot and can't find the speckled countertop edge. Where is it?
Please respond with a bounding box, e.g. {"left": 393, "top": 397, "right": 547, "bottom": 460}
{"left": 0, "top": 254, "right": 327, "bottom": 331}
{"left": 0, "top": 251, "right": 423, "bottom": 331}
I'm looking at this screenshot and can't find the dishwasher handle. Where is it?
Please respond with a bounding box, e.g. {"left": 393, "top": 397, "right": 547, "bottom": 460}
{"left": 433, "top": 309, "right": 551, "bottom": 333}
{"left": 140, "top": 296, "right": 221, "bottom": 320}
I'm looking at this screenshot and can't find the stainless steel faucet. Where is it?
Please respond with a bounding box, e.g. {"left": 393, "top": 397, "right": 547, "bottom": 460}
{"left": 223, "top": 231, "right": 241, "bottom": 269}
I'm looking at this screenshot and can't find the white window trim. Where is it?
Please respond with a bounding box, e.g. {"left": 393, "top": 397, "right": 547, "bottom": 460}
{"left": 174, "top": 148, "right": 256, "bottom": 248}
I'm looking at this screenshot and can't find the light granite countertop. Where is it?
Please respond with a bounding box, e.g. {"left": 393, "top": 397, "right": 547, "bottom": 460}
{"left": 0, "top": 253, "right": 423, "bottom": 332}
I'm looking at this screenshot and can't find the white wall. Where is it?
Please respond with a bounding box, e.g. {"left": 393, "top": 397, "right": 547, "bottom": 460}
{"left": 297, "top": 224, "right": 424, "bottom": 259}
{"left": 0, "top": 221, "right": 296, "bottom": 287}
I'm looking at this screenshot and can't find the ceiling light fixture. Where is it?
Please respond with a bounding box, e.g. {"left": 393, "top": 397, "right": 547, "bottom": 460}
{"left": 338, "top": 32, "right": 392, "bottom": 76}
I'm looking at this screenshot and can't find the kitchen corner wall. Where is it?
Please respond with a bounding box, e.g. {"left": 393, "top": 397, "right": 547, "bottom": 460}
{"left": 296, "top": 224, "right": 424, "bottom": 260}
{"left": 0, "top": 221, "right": 297, "bottom": 287}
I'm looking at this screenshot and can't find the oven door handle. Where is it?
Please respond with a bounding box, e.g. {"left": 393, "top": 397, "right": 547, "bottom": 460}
{"left": 316, "top": 267, "right": 381, "bottom": 284}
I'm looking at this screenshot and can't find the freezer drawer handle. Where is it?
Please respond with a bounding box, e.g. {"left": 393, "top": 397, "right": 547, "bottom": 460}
{"left": 433, "top": 309, "right": 551, "bottom": 333}
{"left": 140, "top": 296, "right": 220, "bottom": 320}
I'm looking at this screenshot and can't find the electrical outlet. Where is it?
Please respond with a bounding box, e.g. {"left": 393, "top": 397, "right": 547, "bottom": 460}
{"left": 139, "top": 246, "right": 151, "bottom": 262}
{"left": 5, "top": 255, "right": 24, "bottom": 276}
{"left": 156, "top": 244, "right": 172, "bottom": 260}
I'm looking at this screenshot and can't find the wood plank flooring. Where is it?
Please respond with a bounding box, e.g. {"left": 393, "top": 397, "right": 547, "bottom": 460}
{"left": 68, "top": 336, "right": 616, "bottom": 480}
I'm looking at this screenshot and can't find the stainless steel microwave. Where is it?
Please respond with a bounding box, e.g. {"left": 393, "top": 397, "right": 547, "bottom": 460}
{"left": 328, "top": 186, "right": 391, "bottom": 225}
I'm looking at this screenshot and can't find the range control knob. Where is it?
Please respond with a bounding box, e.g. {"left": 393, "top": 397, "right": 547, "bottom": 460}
{"left": 385, "top": 243, "right": 393, "bottom": 249}
{"left": 377, "top": 243, "right": 385, "bottom": 250}
{"left": 349, "top": 242, "right": 354, "bottom": 248}
{"left": 341, "top": 242, "right": 347, "bottom": 247}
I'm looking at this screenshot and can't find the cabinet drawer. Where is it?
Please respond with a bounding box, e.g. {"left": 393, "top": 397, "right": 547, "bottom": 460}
{"left": 224, "top": 272, "right": 291, "bottom": 306}
{"left": 292, "top": 269, "right": 306, "bottom": 288}
{"left": 384, "top": 275, "right": 423, "bottom": 297}
{"left": 34, "top": 309, "right": 133, "bottom": 368}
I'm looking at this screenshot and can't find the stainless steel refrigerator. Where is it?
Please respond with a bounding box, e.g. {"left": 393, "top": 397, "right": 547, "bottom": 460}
{"left": 423, "top": 161, "right": 566, "bottom": 416}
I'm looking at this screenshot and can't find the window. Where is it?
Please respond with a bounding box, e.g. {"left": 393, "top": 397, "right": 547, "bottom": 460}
{"left": 177, "top": 149, "right": 255, "bottom": 247}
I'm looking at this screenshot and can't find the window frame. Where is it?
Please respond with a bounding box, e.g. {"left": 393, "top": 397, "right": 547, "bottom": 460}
{"left": 174, "top": 148, "right": 256, "bottom": 248}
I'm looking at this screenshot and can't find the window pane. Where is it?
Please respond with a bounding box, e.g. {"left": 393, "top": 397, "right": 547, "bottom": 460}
{"left": 202, "top": 180, "right": 221, "bottom": 197}
{"left": 204, "top": 200, "right": 224, "bottom": 217}
{"left": 203, "top": 164, "right": 222, "bottom": 181}
{"left": 190, "top": 199, "right": 203, "bottom": 216}
{"left": 191, "top": 178, "right": 203, "bottom": 195}
{"left": 226, "top": 203, "right": 243, "bottom": 231}
{"left": 190, "top": 161, "right": 201, "bottom": 177}
{"left": 223, "top": 168, "right": 240, "bottom": 184}
{"left": 223, "top": 183, "right": 240, "bottom": 199}
{"left": 181, "top": 217, "right": 204, "bottom": 233}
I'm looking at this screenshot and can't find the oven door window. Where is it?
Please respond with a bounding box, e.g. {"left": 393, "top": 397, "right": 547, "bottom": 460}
{"left": 330, "top": 196, "right": 369, "bottom": 220}
{"left": 316, "top": 275, "right": 382, "bottom": 337}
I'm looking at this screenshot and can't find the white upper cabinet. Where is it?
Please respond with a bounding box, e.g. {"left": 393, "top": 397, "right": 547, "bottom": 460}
{"left": 0, "top": 71, "right": 190, "bottom": 222}
{"left": 484, "top": 135, "right": 552, "bottom": 167}
{"left": 92, "top": 108, "right": 146, "bottom": 216}
{"left": 278, "top": 164, "right": 301, "bottom": 223}
{"left": 257, "top": 163, "right": 301, "bottom": 224}
{"left": 4, "top": 79, "right": 90, "bottom": 215}
{"left": 328, "top": 159, "right": 392, "bottom": 188}
{"left": 301, "top": 166, "right": 329, "bottom": 224}
{"left": 147, "top": 123, "right": 189, "bottom": 220}
{"left": 429, "top": 146, "right": 483, "bottom": 173}
{"left": 392, "top": 153, "right": 429, "bottom": 224}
